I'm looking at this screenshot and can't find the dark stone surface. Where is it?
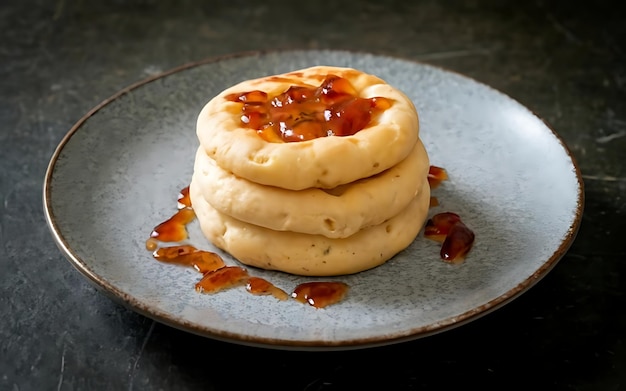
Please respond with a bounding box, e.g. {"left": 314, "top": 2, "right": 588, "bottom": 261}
{"left": 1, "top": 0, "right": 624, "bottom": 390}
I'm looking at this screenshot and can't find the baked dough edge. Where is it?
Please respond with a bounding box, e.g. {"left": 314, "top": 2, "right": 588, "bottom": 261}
{"left": 196, "top": 65, "right": 419, "bottom": 190}
{"left": 191, "top": 139, "right": 430, "bottom": 238}
{"left": 189, "top": 177, "right": 431, "bottom": 276}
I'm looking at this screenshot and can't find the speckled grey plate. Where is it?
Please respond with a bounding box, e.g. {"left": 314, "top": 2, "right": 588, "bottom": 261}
{"left": 44, "top": 50, "right": 584, "bottom": 350}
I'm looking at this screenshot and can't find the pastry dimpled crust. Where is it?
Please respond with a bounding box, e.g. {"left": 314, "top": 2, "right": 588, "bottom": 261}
{"left": 192, "top": 139, "right": 430, "bottom": 238}
{"left": 189, "top": 178, "right": 431, "bottom": 276}
{"left": 196, "top": 65, "right": 420, "bottom": 190}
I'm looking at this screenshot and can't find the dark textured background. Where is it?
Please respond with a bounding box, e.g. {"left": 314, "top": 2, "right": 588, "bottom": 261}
{"left": 1, "top": 0, "right": 624, "bottom": 389}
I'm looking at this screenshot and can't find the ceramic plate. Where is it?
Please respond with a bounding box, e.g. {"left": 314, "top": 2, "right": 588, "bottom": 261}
{"left": 44, "top": 50, "right": 584, "bottom": 350}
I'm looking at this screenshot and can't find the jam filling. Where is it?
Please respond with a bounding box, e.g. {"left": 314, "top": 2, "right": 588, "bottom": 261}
{"left": 225, "top": 75, "right": 392, "bottom": 142}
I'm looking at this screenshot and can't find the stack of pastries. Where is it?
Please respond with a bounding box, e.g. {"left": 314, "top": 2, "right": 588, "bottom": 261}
{"left": 189, "top": 66, "right": 430, "bottom": 276}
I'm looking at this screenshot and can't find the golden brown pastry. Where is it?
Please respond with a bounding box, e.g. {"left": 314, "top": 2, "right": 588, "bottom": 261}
{"left": 195, "top": 66, "right": 420, "bottom": 190}
{"left": 192, "top": 139, "right": 429, "bottom": 238}
{"left": 190, "top": 65, "right": 430, "bottom": 276}
{"left": 190, "top": 178, "right": 430, "bottom": 276}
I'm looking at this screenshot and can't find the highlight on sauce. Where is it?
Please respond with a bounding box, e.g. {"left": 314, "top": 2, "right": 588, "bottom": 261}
{"left": 225, "top": 74, "right": 392, "bottom": 142}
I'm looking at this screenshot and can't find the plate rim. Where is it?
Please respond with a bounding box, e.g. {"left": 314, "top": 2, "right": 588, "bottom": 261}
{"left": 43, "top": 49, "right": 585, "bottom": 350}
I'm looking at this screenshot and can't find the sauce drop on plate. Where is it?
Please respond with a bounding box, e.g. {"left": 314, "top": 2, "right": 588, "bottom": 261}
{"left": 424, "top": 212, "right": 475, "bottom": 264}
{"left": 292, "top": 281, "right": 349, "bottom": 309}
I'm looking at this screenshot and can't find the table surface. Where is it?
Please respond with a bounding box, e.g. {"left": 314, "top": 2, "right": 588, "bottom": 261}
{"left": 2, "top": 0, "right": 625, "bottom": 390}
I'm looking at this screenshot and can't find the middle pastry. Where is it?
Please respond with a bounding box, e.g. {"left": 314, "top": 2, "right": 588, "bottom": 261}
{"left": 192, "top": 138, "right": 429, "bottom": 239}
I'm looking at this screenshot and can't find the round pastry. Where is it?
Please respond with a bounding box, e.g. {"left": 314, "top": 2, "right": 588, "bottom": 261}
{"left": 196, "top": 65, "right": 420, "bottom": 190}
{"left": 192, "top": 139, "right": 430, "bottom": 238}
{"left": 190, "top": 65, "right": 430, "bottom": 276}
{"left": 189, "top": 178, "right": 431, "bottom": 276}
